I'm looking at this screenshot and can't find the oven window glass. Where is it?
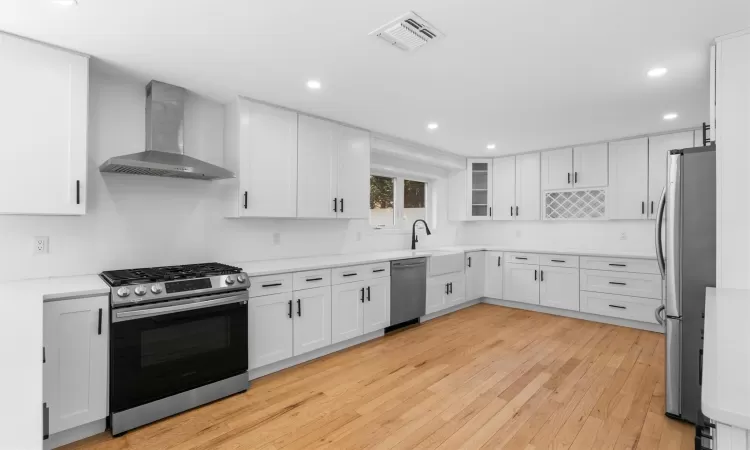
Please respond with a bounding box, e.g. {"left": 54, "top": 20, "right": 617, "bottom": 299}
{"left": 141, "top": 316, "right": 230, "bottom": 367}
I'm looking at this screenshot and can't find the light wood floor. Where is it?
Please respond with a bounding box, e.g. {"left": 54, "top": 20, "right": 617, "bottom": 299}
{"left": 66, "top": 304, "right": 694, "bottom": 449}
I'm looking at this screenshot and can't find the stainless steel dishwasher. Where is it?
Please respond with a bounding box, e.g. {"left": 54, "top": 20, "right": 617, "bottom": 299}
{"left": 388, "top": 258, "right": 427, "bottom": 332}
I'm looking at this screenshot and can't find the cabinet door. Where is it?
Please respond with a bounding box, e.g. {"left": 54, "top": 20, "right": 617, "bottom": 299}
{"left": 485, "top": 251, "right": 504, "bottom": 299}
{"left": 297, "top": 115, "right": 338, "bottom": 218}
{"left": 249, "top": 292, "right": 294, "bottom": 369}
{"left": 492, "top": 156, "right": 516, "bottom": 221}
{"left": 468, "top": 159, "right": 493, "bottom": 219}
{"left": 465, "top": 251, "right": 486, "bottom": 301}
{"left": 609, "top": 138, "right": 648, "bottom": 220}
{"left": 364, "top": 277, "right": 390, "bottom": 334}
{"left": 292, "top": 287, "right": 331, "bottom": 357}
{"left": 237, "top": 99, "right": 298, "bottom": 217}
{"left": 331, "top": 282, "right": 365, "bottom": 344}
{"left": 43, "top": 296, "right": 108, "bottom": 434}
{"left": 336, "top": 125, "right": 371, "bottom": 219}
{"left": 503, "top": 262, "right": 540, "bottom": 304}
{"left": 0, "top": 33, "right": 88, "bottom": 215}
{"left": 426, "top": 277, "right": 448, "bottom": 315}
{"left": 515, "top": 152, "right": 541, "bottom": 220}
{"left": 573, "top": 143, "right": 608, "bottom": 188}
{"left": 647, "top": 131, "right": 694, "bottom": 218}
{"left": 448, "top": 274, "right": 466, "bottom": 306}
{"left": 541, "top": 148, "right": 573, "bottom": 191}
{"left": 539, "top": 266, "right": 579, "bottom": 311}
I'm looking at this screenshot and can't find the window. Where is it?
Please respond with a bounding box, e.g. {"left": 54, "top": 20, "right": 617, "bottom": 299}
{"left": 370, "top": 175, "right": 430, "bottom": 230}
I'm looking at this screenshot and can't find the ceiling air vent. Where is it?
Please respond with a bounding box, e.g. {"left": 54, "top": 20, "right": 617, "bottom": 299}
{"left": 370, "top": 11, "right": 444, "bottom": 51}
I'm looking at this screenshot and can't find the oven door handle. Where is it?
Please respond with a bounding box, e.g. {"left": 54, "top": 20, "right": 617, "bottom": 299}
{"left": 113, "top": 292, "right": 249, "bottom": 322}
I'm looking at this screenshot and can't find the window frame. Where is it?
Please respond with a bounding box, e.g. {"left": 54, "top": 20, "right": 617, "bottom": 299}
{"left": 370, "top": 171, "right": 433, "bottom": 233}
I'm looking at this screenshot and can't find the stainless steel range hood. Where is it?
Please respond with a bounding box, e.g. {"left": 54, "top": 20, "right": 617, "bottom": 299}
{"left": 99, "top": 81, "right": 235, "bottom": 180}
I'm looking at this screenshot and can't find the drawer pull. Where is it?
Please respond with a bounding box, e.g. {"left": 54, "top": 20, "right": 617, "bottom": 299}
{"left": 608, "top": 304, "right": 627, "bottom": 309}
{"left": 609, "top": 263, "right": 627, "bottom": 267}
{"left": 372, "top": 269, "right": 385, "bottom": 273}
{"left": 515, "top": 257, "right": 528, "bottom": 260}
{"left": 306, "top": 277, "right": 323, "bottom": 282}
{"left": 343, "top": 273, "right": 357, "bottom": 277}
{"left": 262, "top": 282, "right": 283, "bottom": 288}
{"left": 551, "top": 259, "right": 566, "bottom": 263}
{"left": 608, "top": 281, "right": 627, "bottom": 286}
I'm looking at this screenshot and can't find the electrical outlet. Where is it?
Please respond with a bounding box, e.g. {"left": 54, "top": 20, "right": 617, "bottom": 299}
{"left": 620, "top": 232, "right": 628, "bottom": 241}
{"left": 273, "top": 232, "right": 281, "bottom": 245}
{"left": 33, "top": 236, "right": 49, "bottom": 255}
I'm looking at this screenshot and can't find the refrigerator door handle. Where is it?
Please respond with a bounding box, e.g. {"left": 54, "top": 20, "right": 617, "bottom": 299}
{"left": 654, "top": 304, "right": 665, "bottom": 325}
{"left": 655, "top": 187, "right": 667, "bottom": 280}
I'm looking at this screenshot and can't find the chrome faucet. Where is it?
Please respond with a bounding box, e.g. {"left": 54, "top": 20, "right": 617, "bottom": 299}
{"left": 411, "top": 219, "right": 432, "bottom": 250}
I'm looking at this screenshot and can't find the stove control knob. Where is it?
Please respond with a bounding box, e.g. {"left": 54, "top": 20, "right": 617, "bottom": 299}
{"left": 117, "top": 287, "right": 131, "bottom": 298}
{"left": 237, "top": 274, "right": 247, "bottom": 284}
{"left": 225, "top": 276, "right": 235, "bottom": 285}
{"left": 134, "top": 286, "right": 147, "bottom": 296}
{"left": 151, "top": 285, "right": 162, "bottom": 294}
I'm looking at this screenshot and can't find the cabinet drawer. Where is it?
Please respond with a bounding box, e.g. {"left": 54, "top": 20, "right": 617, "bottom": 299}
{"left": 249, "top": 273, "right": 293, "bottom": 298}
{"left": 580, "top": 291, "right": 662, "bottom": 324}
{"left": 332, "top": 262, "right": 390, "bottom": 285}
{"left": 367, "top": 262, "right": 391, "bottom": 279}
{"left": 505, "top": 252, "right": 540, "bottom": 265}
{"left": 292, "top": 269, "right": 332, "bottom": 290}
{"left": 580, "top": 256, "right": 659, "bottom": 274}
{"left": 539, "top": 254, "right": 579, "bottom": 268}
{"left": 580, "top": 269, "right": 662, "bottom": 299}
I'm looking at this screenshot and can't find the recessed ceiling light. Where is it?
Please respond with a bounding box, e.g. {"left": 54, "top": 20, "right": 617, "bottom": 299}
{"left": 486, "top": 143, "right": 496, "bottom": 150}
{"left": 663, "top": 112, "right": 678, "bottom": 120}
{"left": 647, "top": 67, "right": 668, "bottom": 78}
{"left": 52, "top": 0, "right": 78, "bottom": 5}
{"left": 427, "top": 123, "right": 439, "bottom": 130}
{"left": 306, "top": 80, "right": 321, "bottom": 90}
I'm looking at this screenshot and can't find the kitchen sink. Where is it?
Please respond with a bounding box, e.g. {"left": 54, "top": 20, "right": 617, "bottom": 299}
{"left": 427, "top": 251, "right": 465, "bottom": 276}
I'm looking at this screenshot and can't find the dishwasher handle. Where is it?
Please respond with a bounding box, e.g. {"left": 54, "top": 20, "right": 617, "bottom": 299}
{"left": 392, "top": 259, "right": 426, "bottom": 268}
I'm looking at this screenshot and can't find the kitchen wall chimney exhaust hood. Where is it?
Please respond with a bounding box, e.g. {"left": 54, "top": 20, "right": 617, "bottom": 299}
{"left": 99, "top": 81, "right": 235, "bottom": 180}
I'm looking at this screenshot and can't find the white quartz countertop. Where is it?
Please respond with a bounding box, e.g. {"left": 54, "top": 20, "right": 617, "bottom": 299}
{"left": 702, "top": 288, "right": 750, "bottom": 429}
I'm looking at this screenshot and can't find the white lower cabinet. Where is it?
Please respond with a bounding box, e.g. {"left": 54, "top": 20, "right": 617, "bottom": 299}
{"left": 503, "top": 262, "right": 540, "bottom": 304}
{"left": 539, "top": 266, "right": 579, "bottom": 311}
{"left": 363, "top": 277, "right": 390, "bottom": 334}
{"left": 714, "top": 422, "right": 750, "bottom": 450}
{"left": 249, "top": 292, "right": 294, "bottom": 369}
{"left": 465, "top": 251, "right": 485, "bottom": 301}
{"left": 485, "top": 251, "right": 504, "bottom": 299}
{"left": 426, "top": 272, "right": 466, "bottom": 314}
{"left": 43, "top": 296, "right": 109, "bottom": 435}
{"left": 580, "top": 269, "right": 662, "bottom": 299}
{"left": 579, "top": 291, "right": 661, "bottom": 324}
{"left": 331, "top": 278, "right": 391, "bottom": 344}
{"left": 292, "top": 287, "right": 332, "bottom": 356}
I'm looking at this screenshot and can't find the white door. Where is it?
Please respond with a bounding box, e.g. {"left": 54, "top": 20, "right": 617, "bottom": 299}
{"left": 297, "top": 115, "right": 338, "bottom": 218}
{"left": 515, "top": 152, "right": 541, "bottom": 220}
{"left": 447, "top": 274, "right": 467, "bottom": 306}
{"left": 485, "top": 251, "right": 504, "bottom": 299}
{"left": 426, "top": 277, "right": 448, "bottom": 315}
{"left": 336, "top": 125, "right": 371, "bottom": 219}
{"left": 465, "top": 251, "right": 486, "bottom": 301}
{"left": 608, "top": 137, "right": 649, "bottom": 220}
{"left": 43, "top": 296, "right": 108, "bottom": 434}
{"left": 292, "top": 287, "right": 332, "bottom": 356}
{"left": 331, "top": 281, "right": 365, "bottom": 344}
{"left": 541, "top": 148, "right": 572, "bottom": 191}
{"left": 468, "top": 159, "right": 493, "bottom": 219}
{"left": 363, "top": 278, "right": 390, "bottom": 334}
{"left": 0, "top": 33, "right": 88, "bottom": 215}
{"left": 647, "top": 131, "right": 694, "bottom": 218}
{"left": 492, "top": 156, "right": 516, "bottom": 221}
{"left": 249, "top": 292, "right": 294, "bottom": 369}
{"left": 503, "top": 262, "right": 540, "bottom": 304}
{"left": 539, "top": 266, "right": 579, "bottom": 311}
{"left": 238, "top": 99, "right": 298, "bottom": 217}
{"left": 573, "top": 143, "right": 608, "bottom": 188}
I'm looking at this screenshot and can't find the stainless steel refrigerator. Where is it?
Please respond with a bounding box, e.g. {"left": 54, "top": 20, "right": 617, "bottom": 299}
{"left": 654, "top": 143, "right": 716, "bottom": 424}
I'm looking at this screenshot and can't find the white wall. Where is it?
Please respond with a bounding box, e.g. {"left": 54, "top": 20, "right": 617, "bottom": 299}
{"left": 0, "top": 67, "right": 458, "bottom": 283}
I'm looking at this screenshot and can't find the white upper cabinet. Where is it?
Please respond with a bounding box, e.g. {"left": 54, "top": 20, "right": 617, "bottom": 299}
{"left": 572, "top": 143, "right": 608, "bottom": 188}
{"left": 297, "top": 115, "right": 370, "bottom": 219}
{"left": 608, "top": 137, "right": 648, "bottom": 220}
{"left": 515, "top": 152, "right": 541, "bottom": 220}
{"left": 0, "top": 33, "right": 89, "bottom": 215}
{"left": 225, "top": 98, "right": 298, "bottom": 218}
{"left": 492, "top": 156, "right": 516, "bottom": 221}
{"left": 541, "top": 148, "right": 573, "bottom": 191}
{"left": 467, "top": 159, "right": 493, "bottom": 219}
{"left": 647, "top": 131, "right": 694, "bottom": 219}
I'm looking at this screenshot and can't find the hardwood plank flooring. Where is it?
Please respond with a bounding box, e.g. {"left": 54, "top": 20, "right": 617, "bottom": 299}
{"left": 63, "top": 304, "right": 694, "bottom": 450}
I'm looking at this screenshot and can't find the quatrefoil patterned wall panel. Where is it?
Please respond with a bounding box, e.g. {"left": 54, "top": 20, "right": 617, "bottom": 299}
{"left": 544, "top": 190, "right": 606, "bottom": 220}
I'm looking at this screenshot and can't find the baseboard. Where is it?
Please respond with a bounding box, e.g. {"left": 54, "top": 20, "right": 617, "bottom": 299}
{"left": 481, "top": 298, "right": 664, "bottom": 333}
{"left": 420, "top": 299, "right": 482, "bottom": 323}
{"left": 249, "top": 330, "right": 385, "bottom": 380}
{"left": 44, "top": 418, "right": 106, "bottom": 450}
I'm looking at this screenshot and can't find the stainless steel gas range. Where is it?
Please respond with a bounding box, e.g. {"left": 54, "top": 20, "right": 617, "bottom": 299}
{"left": 100, "top": 263, "right": 250, "bottom": 435}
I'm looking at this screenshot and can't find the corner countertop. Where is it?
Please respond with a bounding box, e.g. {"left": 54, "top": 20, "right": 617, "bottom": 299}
{"left": 702, "top": 287, "right": 750, "bottom": 429}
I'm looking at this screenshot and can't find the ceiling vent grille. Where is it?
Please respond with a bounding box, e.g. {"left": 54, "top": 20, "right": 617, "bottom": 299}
{"left": 370, "top": 11, "right": 444, "bottom": 51}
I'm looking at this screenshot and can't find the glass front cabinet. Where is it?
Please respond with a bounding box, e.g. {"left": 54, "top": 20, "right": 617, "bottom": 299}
{"left": 467, "top": 159, "right": 493, "bottom": 219}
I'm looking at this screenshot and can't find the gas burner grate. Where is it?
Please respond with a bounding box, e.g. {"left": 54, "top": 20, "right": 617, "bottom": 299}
{"left": 101, "top": 262, "right": 242, "bottom": 286}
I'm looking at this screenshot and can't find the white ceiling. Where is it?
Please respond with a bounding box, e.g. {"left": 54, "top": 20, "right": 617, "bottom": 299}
{"left": 1, "top": 0, "right": 748, "bottom": 156}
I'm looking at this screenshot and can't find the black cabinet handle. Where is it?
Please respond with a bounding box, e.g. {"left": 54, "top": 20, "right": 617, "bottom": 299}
{"left": 515, "top": 257, "right": 528, "bottom": 260}
{"left": 43, "top": 347, "right": 45, "bottom": 363}
{"left": 540, "top": 270, "right": 544, "bottom": 282}
{"left": 609, "top": 263, "right": 627, "bottom": 267}
{"left": 497, "top": 256, "right": 501, "bottom": 266}
{"left": 297, "top": 299, "right": 301, "bottom": 316}
{"left": 534, "top": 269, "right": 537, "bottom": 281}
{"left": 343, "top": 273, "right": 357, "bottom": 277}
{"left": 97, "top": 308, "right": 102, "bottom": 335}
{"left": 551, "top": 259, "right": 566, "bottom": 263}
{"left": 515, "top": 206, "right": 519, "bottom": 216}
{"left": 262, "top": 282, "right": 283, "bottom": 287}
{"left": 574, "top": 172, "right": 578, "bottom": 184}
{"left": 340, "top": 198, "right": 344, "bottom": 213}
{"left": 510, "top": 206, "right": 513, "bottom": 216}
{"left": 244, "top": 191, "right": 248, "bottom": 209}
{"left": 306, "top": 277, "right": 323, "bottom": 282}
{"left": 567, "top": 173, "right": 571, "bottom": 184}
{"left": 372, "top": 269, "right": 385, "bottom": 273}
{"left": 288, "top": 300, "right": 292, "bottom": 318}
{"left": 468, "top": 257, "right": 472, "bottom": 268}
{"left": 641, "top": 201, "right": 645, "bottom": 214}
{"left": 609, "top": 281, "right": 627, "bottom": 286}
{"left": 76, "top": 180, "right": 81, "bottom": 205}
{"left": 360, "top": 287, "right": 365, "bottom": 303}
{"left": 43, "top": 403, "right": 49, "bottom": 440}
{"left": 367, "top": 286, "right": 371, "bottom": 301}
{"left": 333, "top": 198, "right": 338, "bottom": 212}
{"left": 608, "top": 304, "right": 626, "bottom": 309}
{"left": 449, "top": 282, "right": 453, "bottom": 294}
{"left": 651, "top": 201, "right": 654, "bottom": 215}
{"left": 445, "top": 283, "right": 449, "bottom": 295}
{"left": 699, "top": 349, "right": 703, "bottom": 386}
{"left": 489, "top": 207, "right": 492, "bottom": 217}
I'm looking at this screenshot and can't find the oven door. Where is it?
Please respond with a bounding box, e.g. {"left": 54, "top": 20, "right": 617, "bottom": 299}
{"left": 110, "top": 290, "right": 248, "bottom": 413}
